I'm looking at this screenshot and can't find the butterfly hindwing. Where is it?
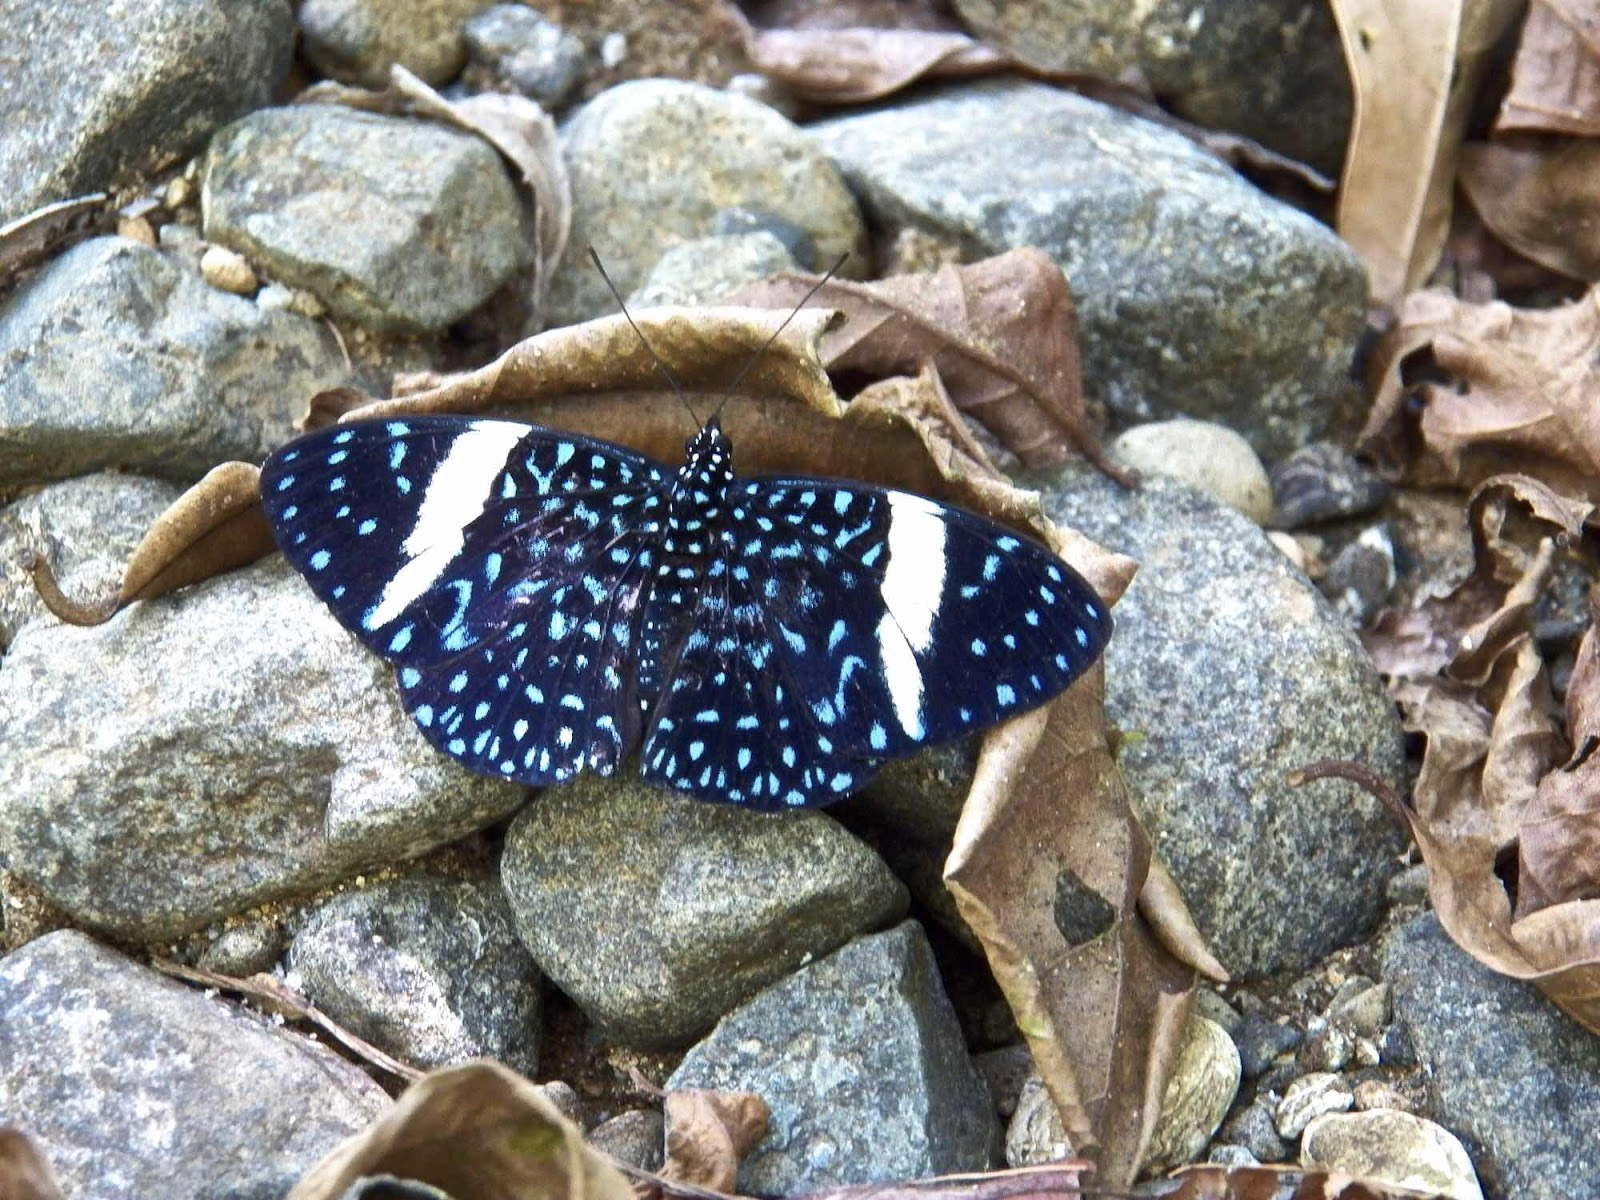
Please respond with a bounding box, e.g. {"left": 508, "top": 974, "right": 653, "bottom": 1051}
{"left": 260, "top": 416, "right": 670, "bottom": 782}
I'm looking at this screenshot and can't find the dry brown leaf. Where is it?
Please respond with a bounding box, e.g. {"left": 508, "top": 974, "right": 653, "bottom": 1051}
{"left": 1364, "top": 476, "right": 1600, "bottom": 1033}
{"left": 1330, "top": 0, "right": 1523, "bottom": 304}
{"left": 1358, "top": 286, "right": 1600, "bottom": 496}
{"left": 660, "top": 1090, "right": 769, "bottom": 1194}
{"left": 791, "top": 1163, "right": 1094, "bottom": 1200}
{"left": 288, "top": 1060, "right": 633, "bottom": 1200}
{"left": 26, "top": 461, "right": 274, "bottom": 628}
{"left": 299, "top": 66, "right": 570, "bottom": 328}
{"left": 1496, "top": 0, "right": 1600, "bottom": 136}
{"left": 1146, "top": 1162, "right": 1454, "bottom": 1198}
{"left": 1518, "top": 589, "right": 1600, "bottom": 915}
{"left": 944, "top": 651, "right": 1203, "bottom": 1189}
{"left": 734, "top": 250, "right": 1116, "bottom": 474}
{"left": 0, "top": 193, "right": 105, "bottom": 283}
{"left": 746, "top": 26, "right": 1010, "bottom": 103}
{"left": 0, "top": 1129, "right": 64, "bottom": 1200}
{"left": 1459, "top": 137, "right": 1600, "bottom": 281}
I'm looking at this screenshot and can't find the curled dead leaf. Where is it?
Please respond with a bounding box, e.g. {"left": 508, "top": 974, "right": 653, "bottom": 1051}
{"left": 734, "top": 249, "right": 1120, "bottom": 476}
{"left": 1364, "top": 475, "right": 1600, "bottom": 1033}
{"left": 0, "top": 193, "right": 106, "bottom": 283}
{"left": 1495, "top": 0, "right": 1600, "bottom": 136}
{"left": 1359, "top": 286, "right": 1600, "bottom": 496}
{"left": 1459, "top": 137, "right": 1600, "bottom": 282}
{"left": 0, "top": 1128, "right": 64, "bottom": 1200}
{"left": 660, "top": 1089, "right": 769, "bottom": 1194}
{"left": 1329, "top": 0, "right": 1523, "bottom": 304}
{"left": 288, "top": 1060, "right": 633, "bottom": 1200}
{"left": 746, "top": 25, "right": 1011, "bottom": 103}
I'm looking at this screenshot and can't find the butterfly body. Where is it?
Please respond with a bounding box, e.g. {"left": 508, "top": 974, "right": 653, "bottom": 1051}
{"left": 260, "top": 415, "right": 1110, "bottom": 809}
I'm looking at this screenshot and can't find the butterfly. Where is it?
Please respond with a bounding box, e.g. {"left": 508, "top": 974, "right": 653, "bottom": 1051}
{"left": 258, "top": 413, "right": 1111, "bottom": 809}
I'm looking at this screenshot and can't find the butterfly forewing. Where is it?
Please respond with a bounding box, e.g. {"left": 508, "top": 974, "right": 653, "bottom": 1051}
{"left": 260, "top": 417, "right": 670, "bottom": 782}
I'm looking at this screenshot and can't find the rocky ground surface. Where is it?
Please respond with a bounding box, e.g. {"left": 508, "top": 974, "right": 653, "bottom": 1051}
{"left": 1, "top": 3, "right": 1595, "bottom": 1200}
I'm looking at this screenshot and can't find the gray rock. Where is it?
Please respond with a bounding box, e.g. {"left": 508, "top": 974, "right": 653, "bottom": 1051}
{"left": 0, "top": 930, "right": 387, "bottom": 1198}
{"left": 1109, "top": 419, "right": 1273, "bottom": 525}
{"left": 500, "top": 777, "right": 906, "bottom": 1047}
{"left": 0, "top": 473, "right": 183, "bottom": 649}
{"left": 1297, "top": 1022, "right": 1354, "bottom": 1074}
{"left": 0, "top": 557, "right": 526, "bottom": 938}
{"left": 810, "top": 82, "right": 1366, "bottom": 461}
{"left": 668, "top": 922, "right": 996, "bottom": 1192}
{"left": 197, "top": 917, "right": 286, "bottom": 977}
{"left": 463, "top": 4, "right": 587, "bottom": 107}
{"left": 588, "top": 1109, "right": 665, "bottom": 1172}
{"left": 1208, "top": 1143, "right": 1260, "bottom": 1167}
{"left": 299, "top": 0, "right": 491, "bottom": 86}
{"left": 1327, "top": 981, "right": 1391, "bottom": 1038}
{"left": 548, "top": 80, "right": 865, "bottom": 326}
{"left": 0, "top": 0, "right": 292, "bottom": 224}
{"left": 1222, "top": 1098, "right": 1290, "bottom": 1163}
{"left": 1321, "top": 524, "right": 1398, "bottom": 628}
{"left": 949, "top": 0, "right": 1350, "bottom": 178}
{"left": 1270, "top": 442, "right": 1391, "bottom": 529}
{"left": 203, "top": 106, "right": 535, "bottom": 332}
{"left": 288, "top": 875, "right": 542, "bottom": 1074}
{"left": 1032, "top": 467, "right": 1407, "bottom": 976}
{"left": 629, "top": 231, "right": 799, "bottom": 308}
{"left": 0, "top": 237, "right": 348, "bottom": 488}
{"left": 1384, "top": 913, "right": 1600, "bottom": 1200}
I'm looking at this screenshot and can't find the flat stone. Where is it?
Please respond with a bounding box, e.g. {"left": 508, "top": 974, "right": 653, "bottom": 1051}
{"left": 1143, "top": 1014, "right": 1241, "bottom": 1173}
{"left": 0, "top": 473, "right": 183, "bottom": 650}
{"left": 1276, "top": 1072, "right": 1354, "bottom": 1140}
{"left": 203, "top": 106, "right": 534, "bottom": 332}
{"left": 810, "top": 82, "right": 1366, "bottom": 460}
{"left": 1031, "top": 466, "right": 1406, "bottom": 976}
{"left": 668, "top": 921, "right": 996, "bottom": 1192}
{"left": 949, "top": 0, "right": 1350, "bottom": 177}
{"left": 547, "top": 79, "right": 865, "bottom": 326}
{"left": 0, "top": 930, "right": 387, "bottom": 1197}
{"left": 0, "top": 0, "right": 291, "bottom": 224}
{"left": 0, "top": 558, "right": 526, "bottom": 938}
{"left": 0, "top": 237, "right": 348, "bottom": 488}
{"left": 288, "top": 874, "right": 543, "bottom": 1075}
{"left": 1383, "top": 913, "right": 1600, "bottom": 1200}
{"left": 501, "top": 777, "right": 906, "bottom": 1047}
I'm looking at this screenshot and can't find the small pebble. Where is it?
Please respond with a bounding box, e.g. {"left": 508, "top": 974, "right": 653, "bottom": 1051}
{"left": 587, "top": 1109, "right": 664, "bottom": 1171}
{"left": 1270, "top": 441, "right": 1389, "bottom": 529}
{"left": 1234, "top": 1012, "right": 1304, "bottom": 1078}
{"left": 462, "top": 4, "right": 586, "bottom": 107}
{"left": 1298, "top": 1024, "right": 1353, "bottom": 1073}
{"left": 1328, "top": 982, "right": 1391, "bottom": 1036}
{"left": 1207, "top": 1143, "right": 1260, "bottom": 1167}
{"left": 1353, "top": 1079, "right": 1418, "bottom": 1113}
{"left": 1275, "top": 1072, "right": 1355, "bottom": 1139}
{"left": 1221, "top": 1098, "right": 1289, "bottom": 1163}
{"left": 1109, "top": 419, "right": 1273, "bottom": 525}
{"left": 1321, "top": 523, "right": 1397, "bottom": 627}
{"left": 196, "top": 919, "right": 284, "bottom": 977}
{"left": 200, "top": 245, "right": 259, "bottom": 295}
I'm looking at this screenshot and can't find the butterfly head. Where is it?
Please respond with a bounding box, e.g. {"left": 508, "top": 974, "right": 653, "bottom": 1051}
{"left": 683, "top": 416, "right": 733, "bottom": 472}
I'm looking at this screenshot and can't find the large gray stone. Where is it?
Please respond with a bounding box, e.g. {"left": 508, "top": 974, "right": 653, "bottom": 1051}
{"left": 950, "top": 0, "right": 1350, "bottom": 177}
{"left": 1031, "top": 466, "right": 1406, "bottom": 976}
{"left": 289, "top": 874, "right": 543, "bottom": 1075}
{"left": 0, "top": 236, "right": 349, "bottom": 488}
{"left": 546, "top": 79, "right": 865, "bottom": 326}
{"left": 810, "top": 81, "right": 1366, "bottom": 460}
{"left": 501, "top": 778, "right": 906, "bottom": 1047}
{"left": 0, "top": 473, "right": 183, "bottom": 650}
{"left": 203, "top": 106, "right": 535, "bottom": 332}
{"left": 668, "top": 921, "right": 996, "bottom": 1193}
{"left": 1383, "top": 914, "right": 1600, "bottom": 1200}
{"left": 0, "top": 0, "right": 292, "bottom": 224}
{"left": 0, "top": 930, "right": 387, "bottom": 1198}
{"left": 0, "top": 557, "right": 526, "bottom": 939}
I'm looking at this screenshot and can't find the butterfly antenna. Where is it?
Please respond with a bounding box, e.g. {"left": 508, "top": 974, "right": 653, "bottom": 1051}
{"left": 708, "top": 250, "right": 848, "bottom": 425}
{"left": 588, "top": 245, "right": 701, "bottom": 428}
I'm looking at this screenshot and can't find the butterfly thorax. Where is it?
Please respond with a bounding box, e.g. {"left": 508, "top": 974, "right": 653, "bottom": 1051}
{"left": 635, "top": 419, "right": 737, "bottom": 710}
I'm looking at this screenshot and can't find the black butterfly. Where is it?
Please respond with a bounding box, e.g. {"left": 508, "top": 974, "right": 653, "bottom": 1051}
{"left": 259, "top": 414, "right": 1110, "bottom": 809}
